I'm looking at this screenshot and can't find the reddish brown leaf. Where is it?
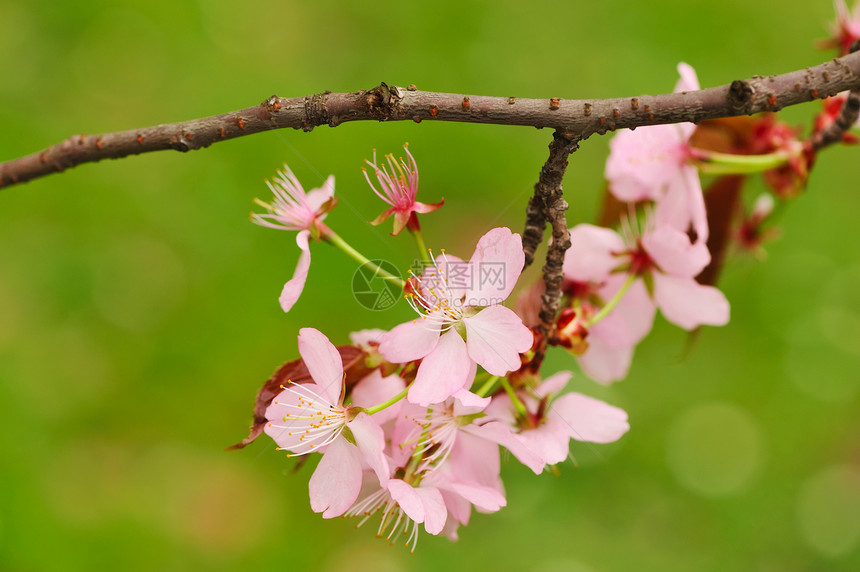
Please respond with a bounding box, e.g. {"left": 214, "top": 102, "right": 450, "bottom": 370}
{"left": 597, "top": 184, "right": 627, "bottom": 228}
{"left": 228, "top": 345, "right": 370, "bottom": 450}
{"left": 697, "top": 175, "right": 745, "bottom": 286}
{"left": 690, "top": 116, "right": 758, "bottom": 154}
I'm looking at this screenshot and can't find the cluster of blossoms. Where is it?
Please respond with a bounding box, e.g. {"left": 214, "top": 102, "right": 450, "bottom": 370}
{"left": 236, "top": 146, "right": 634, "bottom": 548}
{"left": 234, "top": 8, "right": 859, "bottom": 547}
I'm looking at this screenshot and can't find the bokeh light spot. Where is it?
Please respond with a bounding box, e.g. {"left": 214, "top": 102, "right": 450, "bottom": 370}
{"left": 666, "top": 403, "right": 764, "bottom": 497}
{"left": 795, "top": 464, "right": 860, "bottom": 559}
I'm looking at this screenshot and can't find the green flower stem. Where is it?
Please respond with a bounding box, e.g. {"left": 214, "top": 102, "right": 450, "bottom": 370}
{"left": 500, "top": 377, "right": 528, "bottom": 418}
{"left": 476, "top": 375, "right": 500, "bottom": 398}
{"left": 588, "top": 273, "right": 637, "bottom": 327}
{"left": 323, "top": 230, "right": 405, "bottom": 288}
{"left": 363, "top": 385, "right": 410, "bottom": 416}
{"left": 691, "top": 148, "right": 791, "bottom": 175}
{"left": 411, "top": 228, "right": 431, "bottom": 264}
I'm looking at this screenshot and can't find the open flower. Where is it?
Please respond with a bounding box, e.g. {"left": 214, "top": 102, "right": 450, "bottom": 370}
{"left": 251, "top": 166, "right": 336, "bottom": 312}
{"left": 363, "top": 145, "right": 443, "bottom": 235}
{"left": 568, "top": 220, "right": 730, "bottom": 332}
{"left": 344, "top": 472, "right": 450, "bottom": 552}
{"left": 477, "top": 372, "right": 630, "bottom": 473}
{"left": 264, "top": 328, "right": 389, "bottom": 518}
{"left": 605, "top": 63, "right": 709, "bottom": 243}
{"left": 378, "top": 227, "right": 533, "bottom": 406}
{"left": 821, "top": 0, "right": 860, "bottom": 55}
{"left": 346, "top": 405, "right": 506, "bottom": 551}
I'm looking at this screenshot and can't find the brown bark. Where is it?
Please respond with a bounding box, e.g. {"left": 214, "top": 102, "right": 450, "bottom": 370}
{"left": 3, "top": 50, "right": 860, "bottom": 189}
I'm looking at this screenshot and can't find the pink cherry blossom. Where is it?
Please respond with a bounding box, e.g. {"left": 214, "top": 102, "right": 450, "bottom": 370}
{"left": 363, "top": 145, "right": 443, "bottom": 235}
{"left": 251, "top": 166, "right": 336, "bottom": 312}
{"left": 422, "top": 430, "right": 507, "bottom": 526}
{"left": 823, "top": 0, "right": 860, "bottom": 55}
{"left": 264, "top": 328, "right": 388, "bottom": 518}
{"left": 345, "top": 401, "right": 506, "bottom": 551}
{"left": 378, "top": 227, "right": 534, "bottom": 406}
{"left": 479, "top": 372, "right": 630, "bottom": 473}
{"left": 560, "top": 225, "right": 657, "bottom": 383}
{"left": 344, "top": 475, "right": 448, "bottom": 552}
{"left": 565, "top": 221, "right": 730, "bottom": 334}
{"left": 605, "top": 63, "right": 709, "bottom": 243}
{"left": 390, "top": 392, "right": 491, "bottom": 470}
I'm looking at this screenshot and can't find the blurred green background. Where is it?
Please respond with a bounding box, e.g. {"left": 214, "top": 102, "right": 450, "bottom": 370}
{"left": 2, "top": 1, "right": 859, "bottom": 570}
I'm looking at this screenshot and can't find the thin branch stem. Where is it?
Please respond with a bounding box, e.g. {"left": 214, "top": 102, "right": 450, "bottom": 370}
{"left": 324, "top": 230, "right": 404, "bottom": 287}
{"left": 811, "top": 40, "right": 860, "bottom": 151}
{"left": 362, "top": 385, "right": 410, "bottom": 416}
{"left": 522, "top": 130, "right": 581, "bottom": 370}
{"left": 810, "top": 87, "right": 860, "bottom": 151}
{"left": 3, "top": 51, "right": 860, "bottom": 189}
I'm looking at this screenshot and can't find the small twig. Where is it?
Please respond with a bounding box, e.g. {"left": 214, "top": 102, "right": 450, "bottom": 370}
{"left": 521, "top": 193, "right": 546, "bottom": 268}
{"left": 810, "top": 41, "right": 860, "bottom": 151}
{"left": 524, "top": 130, "right": 581, "bottom": 368}
{"left": 810, "top": 88, "right": 860, "bottom": 151}
{"left": 3, "top": 51, "right": 860, "bottom": 189}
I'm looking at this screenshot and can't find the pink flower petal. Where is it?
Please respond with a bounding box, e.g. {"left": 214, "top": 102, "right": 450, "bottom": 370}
{"left": 447, "top": 431, "right": 502, "bottom": 489}
{"left": 369, "top": 206, "right": 396, "bottom": 227}
{"left": 441, "top": 490, "right": 471, "bottom": 526}
{"left": 564, "top": 224, "right": 627, "bottom": 282}
{"left": 549, "top": 393, "right": 630, "bottom": 443}
{"left": 309, "top": 437, "right": 362, "bottom": 518}
{"left": 578, "top": 337, "right": 635, "bottom": 384}
{"left": 420, "top": 254, "right": 467, "bottom": 302}
{"left": 388, "top": 480, "right": 447, "bottom": 535}
{"left": 606, "top": 124, "right": 687, "bottom": 203}
{"left": 450, "top": 481, "right": 506, "bottom": 512}
{"left": 518, "top": 420, "right": 572, "bottom": 466}
{"left": 463, "top": 305, "right": 532, "bottom": 376}
{"left": 592, "top": 276, "right": 656, "bottom": 348}
{"left": 465, "top": 227, "right": 525, "bottom": 302}
{"left": 348, "top": 412, "right": 390, "bottom": 486}
{"left": 297, "top": 328, "right": 343, "bottom": 404}
{"left": 348, "top": 328, "right": 387, "bottom": 349}
{"left": 654, "top": 165, "right": 708, "bottom": 242}
{"left": 390, "top": 403, "right": 427, "bottom": 467}
{"left": 304, "top": 175, "right": 336, "bottom": 214}
{"left": 534, "top": 371, "right": 573, "bottom": 399}
{"left": 379, "top": 317, "right": 441, "bottom": 363}
{"left": 350, "top": 371, "right": 407, "bottom": 424}
{"left": 412, "top": 199, "right": 444, "bottom": 214}
{"left": 279, "top": 230, "right": 311, "bottom": 313}
{"left": 642, "top": 225, "right": 710, "bottom": 278}
{"left": 683, "top": 166, "right": 709, "bottom": 242}
{"left": 264, "top": 385, "right": 327, "bottom": 454}
{"left": 483, "top": 393, "right": 517, "bottom": 427}
{"left": 468, "top": 421, "right": 545, "bottom": 474}
{"left": 414, "top": 487, "right": 448, "bottom": 535}
{"left": 392, "top": 209, "right": 411, "bottom": 236}
{"left": 653, "top": 273, "right": 730, "bottom": 329}
{"left": 452, "top": 389, "right": 491, "bottom": 411}
{"left": 408, "top": 330, "right": 472, "bottom": 406}
{"left": 674, "top": 62, "right": 701, "bottom": 93}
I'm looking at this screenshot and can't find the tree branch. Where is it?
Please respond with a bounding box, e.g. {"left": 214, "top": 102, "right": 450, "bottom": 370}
{"left": 521, "top": 130, "right": 580, "bottom": 371}
{"left": 3, "top": 51, "right": 860, "bottom": 189}
{"left": 811, "top": 41, "right": 860, "bottom": 151}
